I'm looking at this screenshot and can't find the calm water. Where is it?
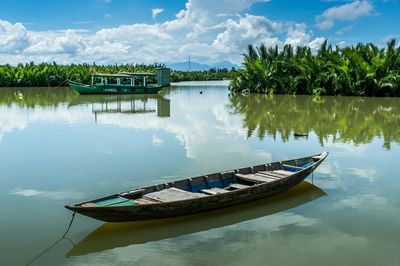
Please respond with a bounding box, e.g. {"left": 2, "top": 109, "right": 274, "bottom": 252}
{"left": 0, "top": 82, "right": 399, "bottom": 266}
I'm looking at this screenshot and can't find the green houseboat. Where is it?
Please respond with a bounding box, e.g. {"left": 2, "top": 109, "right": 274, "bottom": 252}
{"left": 68, "top": 68, "right": 170, "bottom": 94}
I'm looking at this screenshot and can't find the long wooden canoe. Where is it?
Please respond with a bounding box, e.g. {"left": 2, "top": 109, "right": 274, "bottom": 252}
{"left": 65, "top": 152, "right": 328, "bottom": 222}
{"left": 67, "top": 181, "right": 326, "bottom": 256}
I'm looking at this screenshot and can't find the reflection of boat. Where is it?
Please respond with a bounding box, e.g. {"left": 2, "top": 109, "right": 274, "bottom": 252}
{"left": 67, "top": 181, "right": 326, "bottom": 257}
{"left": 69, "top": 94, "right": 171, "bottom": 119}
{"left": 68, "top": 68, "right": 170, "bottom": 94}
{"left": 65, "top": 152, "right": 328, "bottom": 222}
{"left": 294, "top": 132, "right": 309, "bottom": 137}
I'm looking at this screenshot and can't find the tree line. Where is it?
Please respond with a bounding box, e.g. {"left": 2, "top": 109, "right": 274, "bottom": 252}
{"left": 0, "top": 62, "right": 233, "bottom": 87}
{"left": 231, "top": 39, "right": 400, "bottom": 97}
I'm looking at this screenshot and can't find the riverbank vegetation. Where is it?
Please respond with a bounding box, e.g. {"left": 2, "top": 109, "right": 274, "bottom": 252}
{"left": 0, "top": 62, "right": 233, "bottom": 87}
{"left": 231, "top": 39, "right": 400, "bottom": 97}
{"left": 171, "top": 68, "right": 234, "bottom": 82}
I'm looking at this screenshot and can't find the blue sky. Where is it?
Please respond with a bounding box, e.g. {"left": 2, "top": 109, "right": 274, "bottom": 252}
{"left": 0, "top": 0, "right": 399, "bottom": 65}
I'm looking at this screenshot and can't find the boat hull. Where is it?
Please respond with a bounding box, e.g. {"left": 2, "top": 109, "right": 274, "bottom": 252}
{"left": 66, "top": 153, "right": 328, "bottom": 222}
{"left": 68, "top": 80, "right": 163, "bottom": 95}
{"left": 67, "top": 181, "right": 326, "bottom": 256}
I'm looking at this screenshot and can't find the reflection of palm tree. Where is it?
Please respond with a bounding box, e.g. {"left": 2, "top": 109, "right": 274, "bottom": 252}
{"left": 67, "top": 181, "right": 325, "bottom": 257}
{"left": 0, "top": 87, "right": 76, "bottom": 107}
{"left": 229, "top": 94, "right": 400, "bottom": 149}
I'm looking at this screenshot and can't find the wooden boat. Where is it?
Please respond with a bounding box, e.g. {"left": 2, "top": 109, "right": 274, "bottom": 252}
{"left": 68, "top": 68, "right": 170, "bottom": 95}
{"left": 67, "top": 181, "right": 326, "bottom": 256}
{"left": 65, "top": 152, "right": 328, "bottom": 222}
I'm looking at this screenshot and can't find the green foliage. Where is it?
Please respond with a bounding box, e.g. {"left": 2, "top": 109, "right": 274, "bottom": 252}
{"left": 0, "top": 62, "right": 234, "bottom": 87}
{"left": 231, "top": 40, "right": 400, "bottom": 96}
{"left": 0, "top": 62, "right": 165, "bottom": 87}
{"left": 170, "top": 68, "right": 235, "bottom": 82}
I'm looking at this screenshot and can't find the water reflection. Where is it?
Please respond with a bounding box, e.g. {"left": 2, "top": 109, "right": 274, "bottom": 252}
{"left": 68, "top": 94, "right": 171, "bottom": 122}
{"left": 0, "top": 87, "right": 171, "bottom": 119}
{"left": 229, "top": 94, "right": 400, "bottom": 149}
{"left": 0, "top": 87, "right": 76, "bottom": 107}
{"left": 67, "top": 181, "right": 325, "bottom": 257}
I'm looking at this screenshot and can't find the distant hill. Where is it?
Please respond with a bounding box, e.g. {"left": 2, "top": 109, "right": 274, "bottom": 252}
{"left": 168, "top": 61, "right": 239, "bottom": 71}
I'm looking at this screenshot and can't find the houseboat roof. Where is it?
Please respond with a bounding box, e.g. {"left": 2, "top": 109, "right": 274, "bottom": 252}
{"left": 92, "top": 72, "right": 156, "bottom": 78}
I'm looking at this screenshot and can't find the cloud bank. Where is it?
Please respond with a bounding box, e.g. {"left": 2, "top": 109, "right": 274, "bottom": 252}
{"left": 0, "top": 0, "right": 324, "bottom": 65}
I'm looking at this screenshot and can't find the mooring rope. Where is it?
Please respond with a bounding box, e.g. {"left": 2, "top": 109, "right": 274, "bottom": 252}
{"left": 55, "top": 79, "right": 68, "bottom": 88}
{"left": 25, "top": 212, "right": 76, "bottom": 266}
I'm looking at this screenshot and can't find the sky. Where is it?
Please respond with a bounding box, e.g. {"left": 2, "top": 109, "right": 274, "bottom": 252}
{"left": 0, "top": 0, "right": 399, "bottom": 65}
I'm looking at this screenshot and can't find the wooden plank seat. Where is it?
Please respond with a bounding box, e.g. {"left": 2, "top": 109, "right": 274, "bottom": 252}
{"left": 273, "top": 170, "right": 294, "bottom": 176}
{"left": 256, "top": 171, "right": 286, "bottom": 178}
{"left": 143, "top": 187, "right": 205, "bottom": 202}
{"left": 201, "top": 188, "right": 230, "bottom": 195}
{"left": 229, "top": 183, "right": 250, "bottom": 190}
{"left": 282, "top": 164, "right": 304, "bottom": 171}
{"left": 256, "top": 171, "right": 282, "bottom": 179}
{"left": 254, "top": 173, "right": 280, "bottom": 181}
{"left": 258, "top": 169, "right": 294, "bottom": 177}
{"left": 134, "top": 198, "right": 159, "bottom": 204}
{"left": 235, "top": 173, "right": 277, "bottom": 184}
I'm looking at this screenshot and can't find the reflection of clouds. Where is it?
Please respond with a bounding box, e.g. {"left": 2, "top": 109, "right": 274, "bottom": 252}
{"left": 316, "top": 161, "right": 339, "bottom": 177}
{"left": 240, "top": 212, "right": 319, "bottom": 232}
{"left": 1, "top": 89, "right": 270, "bottom": 163}
{"left": 0, "top": 104, "right": 90, "bottom": 140}
{"left": 152, "top": 134, "right": 163, "bottom": 145}
{"left": 324, "top": 140, "right": 367, "bottom": 157}
{"left": 70, "top": 212, "right": 321, "bottom": 266}
{"left": 212, "top": 102, "right": 247, "bottom": 138}
{"left": 71, "top": 209, "right": 400, "bottom": 266}
{"left": 347, "top": 167, "right": 378, "bottom": 183}
{"left": 96, "top": 92, "right": 271, "bottom": 163}
{"left": 10, "top": 187, "right": 85, "bottom": 200}
{"left": 335, "top": 194, "right": 388, "bottom": 209}
{"left": 254, "top": 150, "right": 272, "bottom": 160}
{"left": 314, "top": 160, "right": 346, "bottom": 189}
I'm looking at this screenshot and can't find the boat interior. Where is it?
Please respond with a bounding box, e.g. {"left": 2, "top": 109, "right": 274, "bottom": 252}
{"left": 79, "top": 154, "right": 324, "bottom": 208}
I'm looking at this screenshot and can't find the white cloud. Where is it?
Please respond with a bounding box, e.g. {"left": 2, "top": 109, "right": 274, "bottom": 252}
{"left": 0, "top": 19, "right": 30, "bottom": 53}
{"left": 0, "top": 0, "right": 324, "bottom": 65}
{"left": 212, "top": 14, "right": 281, "bottom": 52}
{"left": 316, "top": 0, "right": 374, "bottom": 30}
{"left": 309, "top": 37, "right": 326, "bottom": 50}
{"left": 152, "top": 8, "right": 164, "bottom": 19}
{"left": 284, "top": 23, "right": 311, "bottom": 47}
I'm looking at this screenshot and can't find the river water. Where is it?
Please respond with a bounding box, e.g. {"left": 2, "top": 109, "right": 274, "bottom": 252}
{"left": 0, "top": 82, "right": 399, "bottom": 266}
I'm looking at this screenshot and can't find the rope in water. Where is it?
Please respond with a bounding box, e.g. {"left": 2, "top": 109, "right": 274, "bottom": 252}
{"left": 25, "top": 212, "right": 76, "bottom": 266}
{"left": 55, "top": 79, "right": 68, "bottom": 88}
